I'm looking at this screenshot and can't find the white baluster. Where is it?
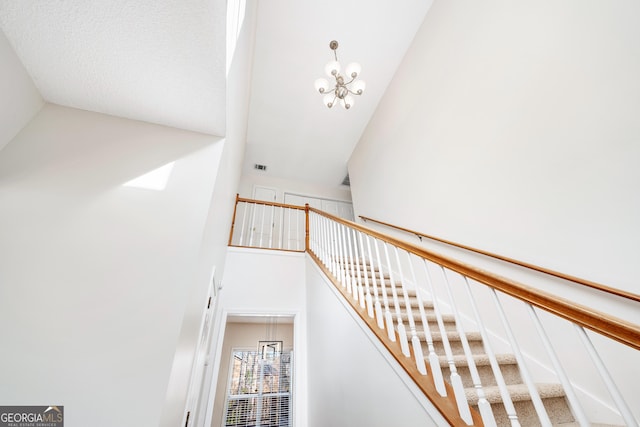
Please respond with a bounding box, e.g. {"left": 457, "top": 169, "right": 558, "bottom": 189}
{"left": 331, "top": 219, "right": 339, "bottom": 277}
{"left": 462, "top": 277, "right": 520, "bottom": 426}
{"left": 393, "top": 247, "right": 426, "bottom": 373}
{"left": 383, "top": 243, "right": 410, "bottom": 356}
{"left": 344, "top": 224, "right": 357, "bottom": 302}
{"left": 258, "top": 203, "right": 266, "bottom": 247}
{"left": 336, "top": 222, "right": 348, "bottom": 288}
{"left": 420, "top": 259, "right": 453, "bottom": 398}
{"left": 440, "top": 268, "right": 492, "bottom": 425}
{"left": 357, "top": 231, "right": 375, "bottom": 318}
{"left": 330, "top": 219, "right": 339, "bottom": 277}
{"left": 338, "top": 224, "right": 350, "bottom": 292}
{"left": 574, "top": 324, "right": 638, "bottom": 427}
{"left": 248, "top": 203, "right": 256, "bottom": 247}
{"left": 276, "top": 206, "right": 282, "bottom": 250}
{"left": 373, "top": 238, "right": 395, "bottom": 341}
{"left": 302, "top": 209, "right": 306, "bottom": 250}
{"left": 490, "top": 288, "right": 552, "bottom": 427}
{"left": 239, "top": 202, "right": 248, "bottom": 246}
{"left": 326, "top": 218, "right": 334, "bottom": 274}
{"left": 321, "top": 214, "right": 330, "bottom": 268}
{"left": 268, "top": 204, "right": 275, "bottom": 248}
{"left": 308, "top": 211, "right": 314, "bottom": 253}
{"left": 527, "top": 306, "right": 587, "bottom": 427}
{"left": 366, "top": 235, "right": 385, "bottom": 330}
{"left": 286, "top": 206, "right": 292, "bottom": 250}
{"left": 296, "top": 207, "right": 300, "bottom": 251}
{"left": 349, "top": 229, "right": 366, "bottom": 308}
{"left": 405, "top": 251, "right": 435, "bottom": 378}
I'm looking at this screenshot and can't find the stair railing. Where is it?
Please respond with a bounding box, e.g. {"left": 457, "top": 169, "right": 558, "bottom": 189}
{"left": 228, "top": 195, "right": 306, "bottom": 252}
{"left": 228, "top": 196, "right": 640, "bottom": 426}
{"left": 308, "top": 209, "right": 640, "bottom": 427}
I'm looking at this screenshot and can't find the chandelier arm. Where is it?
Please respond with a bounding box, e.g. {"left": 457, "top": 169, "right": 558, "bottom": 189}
{"left": 343, "top": 76, "right": 357, "bottom": 86}
{"left": 346, "top": 88, "right": 363, "bottom": 96}
{"left": 328, "top": 94, "right": 338, "bottom": 108}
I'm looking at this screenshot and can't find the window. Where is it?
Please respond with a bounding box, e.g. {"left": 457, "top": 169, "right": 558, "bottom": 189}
{"left": 223, "top": 350, "right": 292, "bottom": 427}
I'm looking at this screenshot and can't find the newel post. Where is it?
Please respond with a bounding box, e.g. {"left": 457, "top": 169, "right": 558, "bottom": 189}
{"left": 305, "top": 204, "right": 310, "bottom": 252}
{"left": 228, "top": 193, "right": 240, "bottom": 246}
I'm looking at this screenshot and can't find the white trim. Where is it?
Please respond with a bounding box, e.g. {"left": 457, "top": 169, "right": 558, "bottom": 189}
{"left": 183, "top": 266, "right": 217, "bottom": 427}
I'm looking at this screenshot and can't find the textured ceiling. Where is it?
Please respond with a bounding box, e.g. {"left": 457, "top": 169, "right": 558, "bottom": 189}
{"left": 0, "top": 0, "right": 226, "bottom": 136}
{"left": 0, "top": 0, "right": 432, "bottom": 188}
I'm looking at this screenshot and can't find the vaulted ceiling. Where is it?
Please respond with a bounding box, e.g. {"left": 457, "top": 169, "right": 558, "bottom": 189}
{"left": 0, "top": 0, "right": 431, "bottom": 188}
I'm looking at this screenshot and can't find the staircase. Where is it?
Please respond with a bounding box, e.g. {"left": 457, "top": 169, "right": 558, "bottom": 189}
{"left": 228, "top": 198, "right": 639, "bottom": 426}
{"left": 390, "top": 284, "right": 574, "bottom": 426}
{"left": 229, "top": 201, "right": 640, "bottom": 427}
{"left": 340, "top": 262, "right": 621, "bottom": 427}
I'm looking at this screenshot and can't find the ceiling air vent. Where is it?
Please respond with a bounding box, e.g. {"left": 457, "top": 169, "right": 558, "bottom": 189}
{"left": 254, "top": 164, "right": 267, "bottom": 171}
{"left": 341, "top": 174, "right": 350, "bottom": 186}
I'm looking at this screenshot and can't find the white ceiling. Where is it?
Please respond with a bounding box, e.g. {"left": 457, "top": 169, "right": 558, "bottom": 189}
{"left": 0, "top": 0, "right": 431, "bottom": 188}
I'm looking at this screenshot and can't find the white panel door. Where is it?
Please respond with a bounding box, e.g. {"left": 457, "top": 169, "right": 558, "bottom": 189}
{"left": 321, "top": 199, "right": 339, "bottom": 217}
{"left": 338, "top": 202, "right": 355, "bottom": 221}
{"left": 253, "top": 186, "right": 277, "bottom": 202}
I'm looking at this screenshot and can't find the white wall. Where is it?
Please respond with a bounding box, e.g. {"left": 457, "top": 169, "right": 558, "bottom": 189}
{"left": 0, "top": 104, "right": 223, "bottom": 427}
{"left": 158, "top": 0, "right": 256, "bottom": 424}
{"left": 349, "top": 0, "right": 640, "bottom": 294}
{"left": 0, "top": 29, "right": 43, "bottom": 150}
{"left": 239, "top": 173, "right": 352, "bottom": 204}
{"left": 305, "top": 257, "right": 447, "bottom": 427}
{"left": 348, "top": 1, "right": 640, "bottom": 423}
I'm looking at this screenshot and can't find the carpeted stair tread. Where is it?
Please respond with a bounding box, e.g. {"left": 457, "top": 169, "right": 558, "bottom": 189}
{"left": 386, "top": 297, "right": 432, "bottom": 308}
{"left": 465, "top": 383, "right": 566, "bottom": 405}
{"left": 410, "top": 330, "right": 483, "bottom": 342}
{"left": 436, "top": 353, "right": 517, "bottom": 367}
{"left": 398, "top": 312, "right": 456, "bottom": 325}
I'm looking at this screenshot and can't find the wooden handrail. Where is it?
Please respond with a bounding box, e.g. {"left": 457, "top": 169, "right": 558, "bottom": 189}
{"left": 308, "top": 208, "right": 640, "bottom": 351}
{"left": 236, "top": 196, "right": 307, "bottom": 211}
{"left": 360, "top": 215, "right": 640, "bottom": 304}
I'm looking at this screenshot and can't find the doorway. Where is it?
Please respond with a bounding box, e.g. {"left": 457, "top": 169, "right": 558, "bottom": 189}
{"left": 211, "top": 316, "right": 294, "bottom": 427}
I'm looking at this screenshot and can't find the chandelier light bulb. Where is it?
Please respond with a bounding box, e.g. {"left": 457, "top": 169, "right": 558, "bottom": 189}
{"left": 341, "top": 95, "right": 355, "bottom": 110}
{"left": 315, "top": 40, "right": 365, "bottom": 110}
{"left": 345, "top": 62, "right": 361, "bottom": 79}
{"left": 325, "top": 60, "right": 340, "bottom": 77}
{"left": 314, "top": 78, "right": 329, "bottom": 94}
{"left": 323, "top": 93, "right": 336, "bottom": 108}
{"left": 352, "top": 80, "right": 366, "bottom": 95}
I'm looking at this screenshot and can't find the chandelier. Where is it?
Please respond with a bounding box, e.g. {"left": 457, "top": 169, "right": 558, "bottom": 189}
{"left": 314, "top": 40, "right": 366, "bottom": 109}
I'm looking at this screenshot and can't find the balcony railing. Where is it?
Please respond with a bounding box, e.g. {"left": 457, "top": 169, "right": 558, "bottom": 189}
{"left": 228, "top": 196, "right": 307, "bottom": 252}
{"left": 228, "top": 196, "right": 640, "bottom": 426}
